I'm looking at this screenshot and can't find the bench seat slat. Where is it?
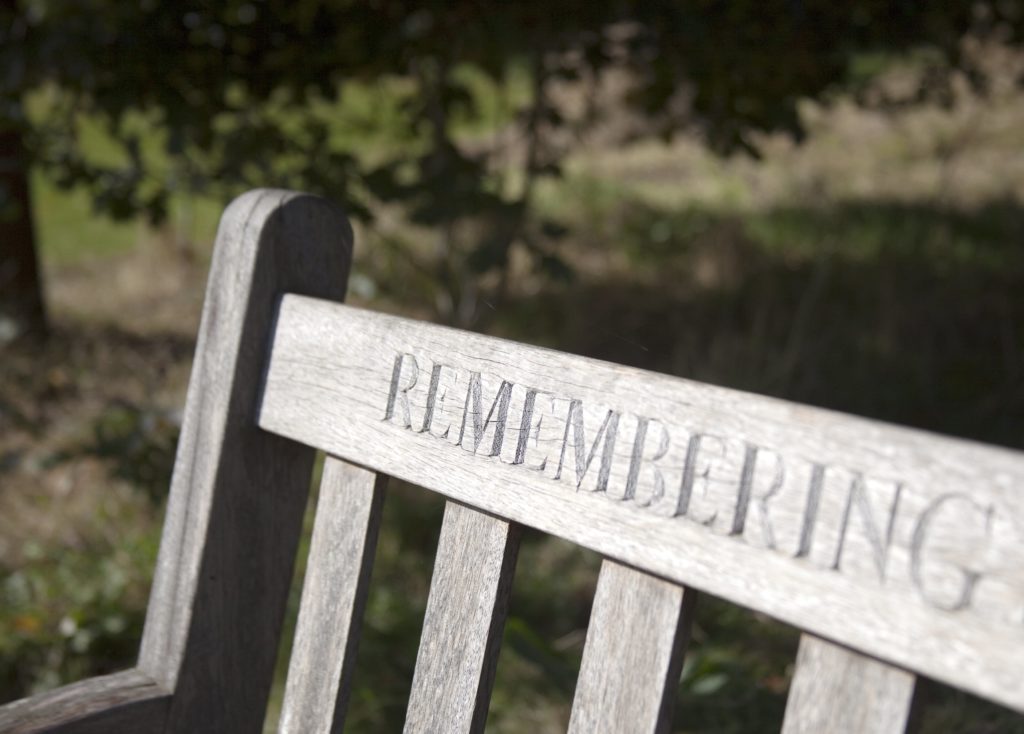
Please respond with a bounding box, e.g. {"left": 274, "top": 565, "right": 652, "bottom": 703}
{"left": 278, "top": 458, "right": 386, "bottom": 734}
{"left": 568, "top": 560, "right": 695, "bottom": 734}
{"left": 404, "top": 502, "right": 522, "bottom": 733}
{"left": 782, "top": 635, "right": 918, "bottom": 734}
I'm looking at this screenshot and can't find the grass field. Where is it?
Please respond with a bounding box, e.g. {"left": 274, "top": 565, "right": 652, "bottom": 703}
{"left": 3, "top": 58, "right": 1024, "bottom": 732}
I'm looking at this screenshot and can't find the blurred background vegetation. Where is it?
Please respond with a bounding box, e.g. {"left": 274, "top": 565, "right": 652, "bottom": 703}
{"left": 2, "top": 1, "right": 1024, "bottom": 731}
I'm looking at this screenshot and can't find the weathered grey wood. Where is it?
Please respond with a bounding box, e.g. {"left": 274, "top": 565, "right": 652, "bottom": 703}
{"left": 0, "top": 668, "right": 169, "bottom": 734}
{"left": 258, "top": 296, "right": 1024, "bottom": 713}
{"left": 782, "top": 635, "right": 918, "bottom": 734}
{"left": 137, "top": 190, "right": 353, "bottom": 732}
{"left": 403, "top": 502, "right": 522, "bottom": 733}
{"left": 278, "top": 457, "right": 386, "bottom": 734}
{"left": 568, "top": 560, "right": 695, "bottom": 734}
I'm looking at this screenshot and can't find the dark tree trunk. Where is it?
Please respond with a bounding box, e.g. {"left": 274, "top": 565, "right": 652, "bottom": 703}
{"left": 0, "top": 125, "right": 47, "bottom": 344}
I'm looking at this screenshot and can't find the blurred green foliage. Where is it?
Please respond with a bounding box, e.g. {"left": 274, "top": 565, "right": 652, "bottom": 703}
{"left": 4, "top": 1, "right": 1024, "bottom": 324}
{"left": 0, "top": 510, "right": 156, "bottom": 698}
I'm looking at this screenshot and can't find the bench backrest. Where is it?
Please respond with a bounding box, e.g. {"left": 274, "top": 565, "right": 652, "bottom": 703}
{"left": 3, "top": 189, "right": 1023, "bottom": 734}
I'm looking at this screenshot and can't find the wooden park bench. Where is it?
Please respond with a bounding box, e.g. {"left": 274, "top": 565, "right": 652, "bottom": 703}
{"left": 2, "top": 189, "right": 1023, "bottom": 733}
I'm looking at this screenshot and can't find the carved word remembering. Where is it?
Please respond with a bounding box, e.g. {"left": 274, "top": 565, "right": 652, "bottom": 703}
{"left": 381, "top": 351, "right": 1017, "bottom": 618}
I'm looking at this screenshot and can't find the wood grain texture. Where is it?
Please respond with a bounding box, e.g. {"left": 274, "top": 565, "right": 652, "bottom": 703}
{"left": 258, "top": 296, "right": 1024, "bottom": 713}
{"left": 568, "top": 560, "right": 695, "bottom": 734}
{"left": 137, "top": 190, "right": 353, "bottom": 732}
{"left": 403, "top": 502, "right": 522, "bottom": 733}
{"left": 278, "top": 458, "right": 386, "bottom": 734}
{"left": 0, "top": 668, "right": 169, "bottom": 734}
{"left": 782, "top": 635, "right": 918, "bottom": 734}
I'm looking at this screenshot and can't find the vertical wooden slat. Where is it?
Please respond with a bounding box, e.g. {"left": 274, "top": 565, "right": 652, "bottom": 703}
{"left": 137, "top": 189, "right": 353, "bottom": 732}
{"left": 568, "top": 560, "right": 696, "bottom": 734}
{"left": 278, "top": 458, "right": 386, "bottom": 734}
{"left": 403, "top": 502, "right": 522, "bottom": 733}
{"left": 782, "top": 635, "right": 918, "bottom": 734}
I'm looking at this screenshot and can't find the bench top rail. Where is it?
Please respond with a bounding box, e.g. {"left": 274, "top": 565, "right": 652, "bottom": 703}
{"left": 259, "top": 292, "right": 1024, "bottom": 714}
